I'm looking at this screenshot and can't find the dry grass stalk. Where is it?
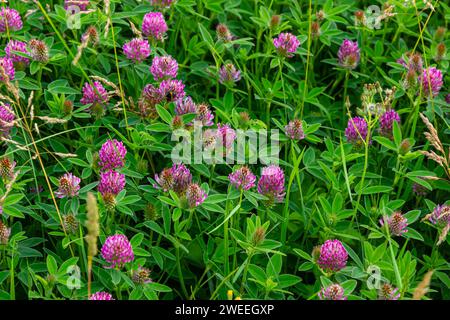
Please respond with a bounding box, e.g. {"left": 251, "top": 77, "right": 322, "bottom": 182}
{"left": 412, "top": 270, "right": 433, "bottom": 300}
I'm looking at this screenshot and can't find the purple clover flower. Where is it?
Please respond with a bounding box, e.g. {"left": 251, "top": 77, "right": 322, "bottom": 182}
{"left": 429, "top": 204, "right": 450, "bottom": 226}
{"left": 185, "top": 183, "right": 207, "bottom": 208}
{"left": 55, "top": 173, "right": 81, "bottom": 198}
{"left": 101, "top": 234, "right": 134, "bottom": 269}
{"left": 89, "top": 291, "right": 114, "bottom": 300}
{"left": 338, "top": 39, "right": 360, "bottom": 69}
{"left": 0, "top": 57, "right": 15, "bottom": 81}
{"left": 175, "top": 96, "right": 197, "bottom": 116}
{"left": 317, "top": 239, "right": 348, "bottom": 273}
{"left": 379, "top": 110, "right": 400, "bottom": 138}
{"left": 195, "top": 103, "right": 214, "bottom": 127}
{"left": 285, "top": 119, "right": 305, "bottom": 140}
{"left": 98, "top": 139, "right": 127, "bottom": 171}
{"left": 159, "top": 79, "right": 185, "bottom": 102}
{"left": 5, "top": 40, "right": 29, "bottom": 65}
{"left": 345, "top": 117, "right": 368, "bottom": 145}
{"left": 218, "top": 63, "right": 241, "bottom": 85}
{"left": 420, "top": 67, "right": 443, "bottom": 97}
{"left": 98, "top": 170, "right": 126, "bottom": 197}
{"left": 0, "top": 103, "right": 15, "bottom": 137}
{"left": 273, "top": 33, "right": 300, "bottom": 58}
{"left": 123, "top": 38, "right": 151, "bottom": 63}
{"left": 0, "top": 7, "right": 23, "bottom": 33}
{"left": 65, "top": 0, "right": 90, "bottom": 11}
{"left": 318, "top": 284, "right": 347, "bottom": 300}
{"left": 378, "top": 283, "right": 400, "bottom": 300}
{"left": 380, "top": 211, "right": 408, "bottom": 237}
{"left": 80, "top": 81, "right": 109, "bottom": 108}
{"left": 257, "top": 165, "right": 286, "bottom": 205}
{"left": 154, "top": 163, "right": 192, "bottom": 194}
{"left": 217, "top": 123, "right": 236, "bottom": 150}
{"left": 142, "top": 12, "right": 167, "bottom": 42}
{"left": 229, "top": 166, "right": 256, "bottom": 191}
{"left": 150, "top": 55, "right": 178, "bottom": 81}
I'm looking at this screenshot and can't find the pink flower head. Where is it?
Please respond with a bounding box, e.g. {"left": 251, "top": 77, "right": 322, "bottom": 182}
{"left": 80, "top": 81, "right": 109, "bottom": 108}
{"left": 379, "top": 110, "right": 400, "bottom": 138}
{"left": 0, "top": 103, "right": 15, "bottom": 137}
{"left": 217, "top": 123, "right": 236, "bottom": 149}
{"left": 175, "top": 96, "right": 197, "bottom": 116}
{"left": 378, "top": 283, "right": 400, "bottom": 300}
{"left": 89, "top": 291, "right": 114, "bottom": 300}
{"left": 142, "top": 12, "right": 168, "bottom": 42}
{"left": 55, "top": 173, "right": 81, "bottom": 198}
{"left": 318, "top": 284, "right": 347, "bottom": 300}
{"left": 0, "top": 7, "right": 23, "bottom": 33}
{"left": 98, "top": 139, "right": 127, "bottom": 171}
{"left": 345, "top": 117, "right": 368, "bottom": 145}
{"left": 150, "top": 0, "right": 174, "bottom": 7}
{"left": 154, "top": 163, "right": 192, "bottom": 194}
{"left": 257, "top": 165, "right": 286, "bottom": 205}
{"left": 0, "top": 57, "right": 15, "bottom": 81}
{"left": 5, "top": 40, "right": 29, "bottom": 65}
{"left": 185, "top": 183, "right": 207, "bottom": 208}
{"left": 65, "top": 0, "right": 90, "bottom": 11}
{"left": 229, "top": 166, "right": 256, "bottom": 191}
{"left": 159, "top": 79, "right": 185, "bottom": 102}
{"left": 317, "top": 239, "right": 348, "bottom": 272}
{"left": 101, "top": 234, "right": 134, "bottom": 269}
{"left": 273, "top": 33, "right": 300, "bottom": 58}
{"left": 219, "top": 63, "right": 241, "bottom": 85}
{"left": 285, "top": 119, "right": 305, "bottom": 140}
{"left": 150, "top": 55, "right": 178, "bottom": 81}
{"left": 195, "top": 103, "right": 214, "bottom": 127}
{"left": 429, "top": 204, "right": 450, "bottom": 226}
{"left": 420, "top": 67, "right": 443, "bottom": 97}
{"left": 98, "top": 170, "right": 126, "bottom": 197}
{"left": 338, "top": 39, "right": 360, "bottom": 69}
{"left": 123, "top": 38, "right": 151, "bottom": 63}
{"left": 380, "top": 211, "right": 408, "bottom": 236}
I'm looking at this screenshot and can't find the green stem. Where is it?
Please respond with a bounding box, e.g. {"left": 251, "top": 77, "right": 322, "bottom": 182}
{"left": 176, "top": 246, "right": 189, "bottom": 299}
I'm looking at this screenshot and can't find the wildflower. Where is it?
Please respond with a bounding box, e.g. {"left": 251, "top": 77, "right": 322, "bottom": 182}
{"left": 63, "top": 213, "right": 79, "bottom": 234}
{"left": 80, "top": 81, "right": 109, "bottom": 111}
{"left": 159, "top": 79, "right": 185, "bottom": 102}
{"left": 338, "top": 39, "right": 360, "bottom": 69}
{"left": 150, "top": 55, "right": 178, "bottom": 81}
{"left": 318, "top": 284, "right": 347, "bottom": 300}
{"left": 229, "top": 166, "right": 256, "bottom": 191}
{"left": 0, "top": 7, "right": 23, "bottom": 33}
{"left": 403, "top": 68, "right": 417, "bottom": 90}
{"left": 251, "top": 226, "right": 266, "bottom": 246}
{"left": 98, "top": 139, "right": 127, "bottom": 171}
{"left": 5, "top": 40, "right": 29, "bottom": 66}
{"left": 140, "top": 84, "right": 164, "bottom": 118}
{"left": 380, "top": 211, "right": 408, "bottom": 236}
{"left": 185, "top": 183, "right": 207, "bottom": 208}
{"left": 81, "top": 26, "right": 99, "bottom": 46}
{"left": 285, "top": 119, "right": 305, "bottom": 140}
{"left": 354, "top": 10, "right": 366, "bottom": 26}
{"left": 195, "top": 103, "right": 214, "bottom": 126}
{"left": 175, "top": 96, "right": 197, "bottom": 116}
{"left": 89, "top": 291, "right": 114, "bottom": 300}
{"left": 273, "top": 33, "right": 300, "bottom": 58}
{"left": 98, "top": 171, "right": 126, "bottom": 210}
{"left": 132, "top": 266, "right": 152, "bottom": 284}
{"left": 0, "top": 103, "right": 15, "bottom": 137}
{"left": 216, "top": 24, "right": 233, "bottom": 42}
{"left": 172, "top": 115, "right": 184, "bottom": 129}
{"left": 55, "top": 173, "right": 81, "bottom": 198}
{"left": 379, "top": 110, "right": 400, "bottom": 139}
{"left": 316, "top": 10, "right": 325, "bottom": 22}
{"left": 345, "top": 117, "right": 368, "bottom": 145}
{"left": 317, "top": 239, "right": 348, "bottom": 273}
{"left": 123, "top": 38, "right": 151, "bottom": 63}
{"left": 412, "top": 182, "right": 428, "bottom": 196}
{"left": 218, "top": 63, "right": 241, "bottom": 85}
{"left": 142, "top": 12, "right": 168, "bottom": 42}
{"left": 0, "top": 57, "right": 15, "bottom": 81}
{"left": 420, "top": 67, "right": 443, "bottom": 97}
{"left": 0, "top": 220, "right": 11, "bottom": 245}
{"left": 65, "top": 0, "right": 90, "bottom": 11}
{"left": 28, "top": 39, "right": 49, "bottom": 63}
{"left": 408, "top": 53, "right": 423, "bottom": 73}
{"left": 378, "top": 283, "right": 400, "bottom": 300}
{"left": 217, "top": 123, "right": 236, "bottom": 150}
{"left": 428, "top": 204, "right": 450, "bottom": 226}
{"left": 0, "top": 158, "right": 15, "bottom": 180}
{"left": 154, "top": 163, "right": 192, "bottom": 194}
{"left": 150, "top": 0, "right": 175, "bottom": 7}
{"left": 257, "top": 165, "right": 286, "bottom": 205}
{"left": 101, "top": 234, "right": 134, "bottom": 269}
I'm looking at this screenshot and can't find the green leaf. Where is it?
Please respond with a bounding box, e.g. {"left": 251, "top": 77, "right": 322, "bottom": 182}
{"left": 360, "top": 185, "right": 393, "bottom": 195}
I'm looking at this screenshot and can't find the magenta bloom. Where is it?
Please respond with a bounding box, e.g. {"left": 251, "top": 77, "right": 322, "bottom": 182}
{"left": 273, "top": 33, "right": 300, "bottom": 58}
{"left": 0, "top": 57, "right": 15, "bottom": 81}
{"left": 379, "top": 110, "right": 400, "bottom": 138}
{"left": 123, "top": 38, "right": 151, "bottom": 63}
{"left": 55, "top": 173, "right": 81, "bottom": 198}
{"left": 318, "top": 284, "right": 347, "bottom": 300}
{"left": 98, "top": 170, "right": 126, "bottom": 197}
{"left": 89, "top": 291, "right": 114, "bottom": 300}
{"left": 185, "top": 183, "right": 207, "bottom": 208}
{"left": 0, "top": 7, "right": 23, "bottom": 33}
{"left": 218, "top": 63, "right": 241, "bottom": 85}
{"left": 150, "top": 0, "right": 174, "bottom": 7}
{"left": 65, "top": 0, "right": 90, "bottom": 11}
{"left": 317, "top": 239, "right": 348, "bottom": 272}
{"left": 175, "top": 96, "right": 197, "bottom": 116}
{"left": 142, "top": 83, "right": 164, "bottom": 105}
{"left": 257, "top": 165, "right": 286, "bottom": 205}
{"left": 80, "top": 81, "right": 109, "bottom": 107}
{"left": 229, "top": 166, "right": 256, "bottom": 191}
{"left": 429, "top": 204, "right": 450, "bottom": 226}
{"left": 216, "top": 123, "right": 236, "bottom": 150}
{"left": 420, "top": 67, "right": 443, "bottom": 97}
{"left": 0, "top": 103, "right": 15, "bottom": 137}
{"left": 380, "top": 212, "right": 408, "bottom": 237}
{"left": 101, "top": 234, "right": 134, "bottom": 269}
{"left": 154, "top": 163, "right": 192, "bottom": 194}
{"left": 378, "top": 283, "right": 400, "bottom": 300}
{"left": 285, "top": 119, "right": 305, "bottom": 140}
{"left": 345, "top": 117, "right": 368, "bottom": 145}
{"left": 142, "top": 12, "right": 168, "bottom": 42}
{"left": 150, "top": 55, "right": 178, "bottom": 81}
{"left": 5, "top": 40, "right": 29, "bottom": 65}
{"left": 98, "top": 139, "right": 127, "bottom": 171}
{"left": 338, "top": 39, "right": 360, "bottom": 69}
{"left": 195, "top": 103, "right": 214, "bottom": 127}
{"left": 159, "top": 79, "right": 185, "bottom": 102}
